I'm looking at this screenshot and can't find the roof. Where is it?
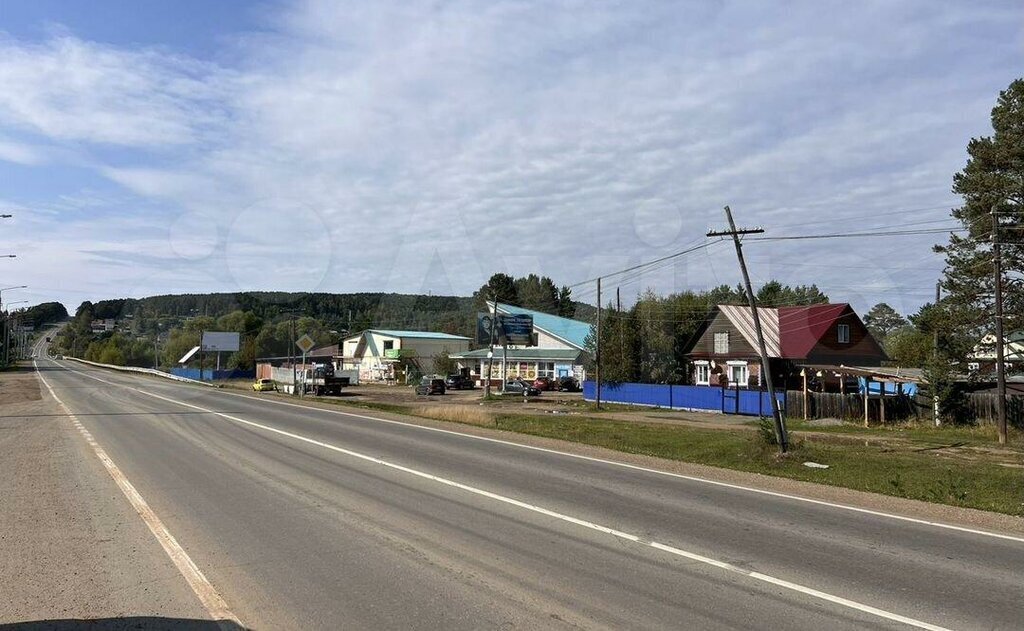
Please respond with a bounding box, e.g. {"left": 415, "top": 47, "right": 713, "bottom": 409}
{"left": 708, "top": 303, "right": 883, "bottom": 360}
{"left": 345, "top": 329, "right": 471, "bottom": 342}
{"left": 451, "top": 348, "right": 585, "bottom": 361}
{"left": 492, "top": 303, "right": 591, "bottom": 350}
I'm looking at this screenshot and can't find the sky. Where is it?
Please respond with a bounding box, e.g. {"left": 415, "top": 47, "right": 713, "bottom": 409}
{"left": 0, "top": 0, "right": 1021, "bottom": 317}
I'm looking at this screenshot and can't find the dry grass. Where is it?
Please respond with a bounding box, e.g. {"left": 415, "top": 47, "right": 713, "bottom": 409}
{"left": 411, "top": 404, "right": 496, "bottom": 426}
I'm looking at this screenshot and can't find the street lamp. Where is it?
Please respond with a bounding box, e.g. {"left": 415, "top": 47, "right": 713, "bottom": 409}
{"left": 0, "top": 285, "right": 27, "bottom": 312}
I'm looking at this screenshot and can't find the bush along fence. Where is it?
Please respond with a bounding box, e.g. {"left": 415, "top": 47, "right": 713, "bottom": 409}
{"left": 582, "top": 381, "right": 784, "bottom": 417}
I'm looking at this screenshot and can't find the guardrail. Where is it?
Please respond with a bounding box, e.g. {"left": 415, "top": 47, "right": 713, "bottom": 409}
{"left": 61, "top": 357, "right": 219, "bottom": 388}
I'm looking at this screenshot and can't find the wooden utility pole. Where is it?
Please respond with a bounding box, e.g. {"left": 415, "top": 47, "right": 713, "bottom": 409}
{"left": 992, "top": 209, "right": 1008, "bottom": 445}
{"left": 595, "top": 277, "right": 602, "bottom": 410}
{"left": 708, "top": 206, "right": 789, "bottom": 453}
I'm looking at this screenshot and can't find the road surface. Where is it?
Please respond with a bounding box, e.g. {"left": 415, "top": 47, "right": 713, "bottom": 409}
{"left": 27, "top": 355, "right": 1024, "bottom": 630}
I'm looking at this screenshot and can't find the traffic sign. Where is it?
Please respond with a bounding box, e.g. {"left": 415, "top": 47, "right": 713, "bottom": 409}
{"left": 295, "top": 334, "right": 315, "bottom": 353}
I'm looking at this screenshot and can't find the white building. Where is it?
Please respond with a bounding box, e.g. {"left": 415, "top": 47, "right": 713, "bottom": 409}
{"left": 339, "top": 329, "right": 471, "bottom": 382}
{"left": 451, "top": 303, "right": 590, "bottom": 386}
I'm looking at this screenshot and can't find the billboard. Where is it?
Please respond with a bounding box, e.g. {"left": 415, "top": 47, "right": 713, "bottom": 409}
{"left": 477, "top": 313, "right": 534, "bottom": 346}
{"left": 202, "top": 331, "right": 240, "bottom": 352}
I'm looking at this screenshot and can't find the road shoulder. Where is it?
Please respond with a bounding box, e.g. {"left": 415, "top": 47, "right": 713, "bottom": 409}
{"left": 0, "top": 367, "right": 212, "bottom": 625}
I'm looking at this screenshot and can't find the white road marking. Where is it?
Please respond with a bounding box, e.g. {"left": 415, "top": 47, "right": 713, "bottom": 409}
{"left": 60, "top": 363, "right": 954, "bottom": 630}
{"left": 35, "top": 363, "right": 241, "bottom": 629}
{"left": 207, "top": 379, "right": 1024, "bottom": 545}
{"left": 60, "top": 359, "right": 1024, "bottom": 544}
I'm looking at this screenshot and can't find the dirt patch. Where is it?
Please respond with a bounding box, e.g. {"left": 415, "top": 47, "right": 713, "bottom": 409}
{"left": 0, "top": 367, "right": 42, "bottom": 405}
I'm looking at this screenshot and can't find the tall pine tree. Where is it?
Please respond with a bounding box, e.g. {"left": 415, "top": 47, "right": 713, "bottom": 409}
{"left": 937, "top": 78, "right": 1024, "bottom": 350}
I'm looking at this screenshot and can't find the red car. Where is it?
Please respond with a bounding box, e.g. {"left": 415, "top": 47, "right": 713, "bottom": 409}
{"left": 533, "top": 376, "right": 559, "bottom": 391}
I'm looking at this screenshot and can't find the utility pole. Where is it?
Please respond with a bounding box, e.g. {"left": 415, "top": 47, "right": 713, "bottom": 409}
{"left": 933, "top": 281, "right": 941, "bottom": 427}
{"left": 992, "top": 208, "right": 1008, "bottom": 445}
{"left": 484, "top": 296, "right": 499, "bottom": 397}
{"left": 291, "top": 317, "right": 298, "bottom": 396}
{"left": 708, "top": 206, "right": 789, "bottom": 453}
{"left": 595, "top": 277, "right": 602, "bottom": 410}
{"left": 198, "top": 329, "right": 204, "bottom": 381}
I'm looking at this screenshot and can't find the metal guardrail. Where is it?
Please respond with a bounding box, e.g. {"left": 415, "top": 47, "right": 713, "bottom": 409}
{"left": 63, "top": 357, "right": 219, "bottom": 388}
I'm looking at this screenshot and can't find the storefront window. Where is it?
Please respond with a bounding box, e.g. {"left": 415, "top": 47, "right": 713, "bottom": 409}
{"left": 537, "top": 362, "right": 555, "bottom": 377}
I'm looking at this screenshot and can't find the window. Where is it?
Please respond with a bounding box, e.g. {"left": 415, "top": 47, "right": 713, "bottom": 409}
{"left": 714, "top": 332, "right": 729, "bottom": 354}
{"left": 727, "top": 362, "right": 748, "bottom": 386}
{"left": 537, "top": 362, "right": 555, "bottom": 377}
{"left": 694, "top": 361, "right": 710, "bottom": 385}
{"left": 837, "top": 324, "right": 850, "bottom": 344}
{"left": 383, "top": 340, "right": 394, "bottom": 351}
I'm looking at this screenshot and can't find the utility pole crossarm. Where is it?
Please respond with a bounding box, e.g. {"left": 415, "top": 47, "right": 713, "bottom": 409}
{"left": 706, "top": 227, "right": 765, "bottom": 237}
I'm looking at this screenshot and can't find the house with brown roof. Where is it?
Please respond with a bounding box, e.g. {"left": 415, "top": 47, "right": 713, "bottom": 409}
{"left": 684, "top": 303, "right": 886, "bottom": 389}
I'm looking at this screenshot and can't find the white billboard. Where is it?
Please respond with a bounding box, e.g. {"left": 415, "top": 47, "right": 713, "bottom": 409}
{"left": 201, "top": 331, "right": 240, "bottom": 352}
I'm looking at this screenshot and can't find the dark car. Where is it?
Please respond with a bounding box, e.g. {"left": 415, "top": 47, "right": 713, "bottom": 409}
{"left": 415, "top": 377, "right": 447, "bottom": 395}
{"left": 556, "top": 376, "right": 580, "bottom": 392}
{"left": 445, "top": 374, "right": 475, "bottom": 390}
{"left": 532, "top": 376, "right": 559, "bottom": 391}
{"left": 503, "top": 379, "right": 541, "bottom": 396}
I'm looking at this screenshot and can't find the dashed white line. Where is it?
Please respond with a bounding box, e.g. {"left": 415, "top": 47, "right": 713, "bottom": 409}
{"left": 61, "top": 362, "right": 953, "bottom": 630}
{"left": 35, "top": 362, "right": 241, "bottom": 629}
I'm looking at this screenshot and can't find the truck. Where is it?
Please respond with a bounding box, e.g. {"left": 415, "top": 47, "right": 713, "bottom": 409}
{"left": 300, "top": 361, "right": 349, "bottom": 396}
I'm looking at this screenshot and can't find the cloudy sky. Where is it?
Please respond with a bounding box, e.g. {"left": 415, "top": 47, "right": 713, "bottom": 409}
{"left": 0, "top": 0, "right": 1020, "bottom": 316}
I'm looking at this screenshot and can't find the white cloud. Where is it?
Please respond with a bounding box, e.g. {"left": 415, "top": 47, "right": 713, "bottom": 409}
{"left": 1, "top": 0, "right": 1022, "bottom": 314}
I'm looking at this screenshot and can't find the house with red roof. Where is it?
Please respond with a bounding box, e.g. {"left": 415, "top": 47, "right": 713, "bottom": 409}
{"left": 684, "top": 303, "right": 886, "bottom": 389}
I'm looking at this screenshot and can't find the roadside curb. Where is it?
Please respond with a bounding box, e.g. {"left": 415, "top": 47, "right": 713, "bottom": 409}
{"left": 64, "top": 357, "right": 219, "bottom": 388}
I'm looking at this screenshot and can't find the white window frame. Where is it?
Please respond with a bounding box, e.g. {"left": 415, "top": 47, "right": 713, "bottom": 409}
{"left": 726, "top": 360, "right": 748, "bottom": 387}
{"left": 537, "top": 361, "right": 555, "bottom": 378}
{"left": 837, "top": 324, "right": 850, "bottom": 344}
{"left": 714, "top": 332, "right": 729, "bottom": 354}
{"left": 694, "top": 360, "right": 711, "bottom": 385}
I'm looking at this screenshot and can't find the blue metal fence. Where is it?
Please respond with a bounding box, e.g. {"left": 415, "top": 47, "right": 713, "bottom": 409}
{"left": 582, "top": 381, "right": 784, "bottom": 416}
{"left": 170, "top": 367, "right": 255, "bottom": 381}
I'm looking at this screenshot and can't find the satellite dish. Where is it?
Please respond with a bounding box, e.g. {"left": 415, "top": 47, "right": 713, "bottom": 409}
{"left": 178, "top": 345, "right": 200, "bottom": 364}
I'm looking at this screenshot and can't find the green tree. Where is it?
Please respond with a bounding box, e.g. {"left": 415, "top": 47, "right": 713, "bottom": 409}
{"left": 473, "top": 273, "right": 518, "bottom": 309}
{"left": 937, "top": 78, "right": 1024, "bottom": 344}
{"left": 433, "top": 349, "right": 457, "bottom": 376}
{"left": 863, "top": 303, "right": 909, "bottom": 341}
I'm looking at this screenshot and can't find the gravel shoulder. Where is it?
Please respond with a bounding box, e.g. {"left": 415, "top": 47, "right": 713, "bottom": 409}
{"left": 0, "top": 366, "right": 209, "bottom": 625}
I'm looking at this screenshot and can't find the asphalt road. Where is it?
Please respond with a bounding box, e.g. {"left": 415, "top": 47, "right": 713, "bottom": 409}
{"left": 31, "top": 356, "right": 1024, "bottom": 630}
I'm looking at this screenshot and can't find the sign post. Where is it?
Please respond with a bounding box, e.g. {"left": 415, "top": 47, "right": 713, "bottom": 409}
{"left": 295, "top": 334, "right": 315, "bottom": 397}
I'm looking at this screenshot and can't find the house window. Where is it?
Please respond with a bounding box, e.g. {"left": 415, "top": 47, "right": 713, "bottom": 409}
{"left": 837, "top": 324, "right": 850, "bottom": 344}
{"left": 694, "top": 361, "right": 710, "bottom": 385}
{"left": 537, "top": 362, "right": 555, "bottom": 377}
{"left": 383, "top": 340, "right": 394, "bottom": 351}
{"left": 727, "top": 362, "right": 748, "bottom": 386}
{"left": 714, "top": 332, "right": 729, "bottom": 354}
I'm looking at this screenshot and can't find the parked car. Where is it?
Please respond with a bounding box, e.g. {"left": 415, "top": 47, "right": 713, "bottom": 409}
{"left": 445, "top": 374, "right": 475, "bottom": 390}
{"left": 252, "top": 378, "right": 276, "bottom": 392}
{"left": 556, "top": 376, "right": 580, "bottom": 392}
{"left": 416, "top": 377, "right": 447, "bottom": 395}
{"left": 504, "top": 379, "right": 541, "bottom": 396}
{"left": 532, "top": 376, "right": 559, "bottom": 391}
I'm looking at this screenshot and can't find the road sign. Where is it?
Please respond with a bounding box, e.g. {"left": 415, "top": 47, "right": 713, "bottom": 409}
{"left": 295, "top": 334, "right": 315, "bottom": 354}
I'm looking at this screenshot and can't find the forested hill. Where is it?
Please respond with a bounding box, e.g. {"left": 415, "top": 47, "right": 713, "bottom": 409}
{"left": 86, "top": 292, "right": 481, "bottom": 336}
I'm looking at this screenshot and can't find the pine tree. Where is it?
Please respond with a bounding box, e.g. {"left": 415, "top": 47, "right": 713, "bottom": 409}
{"left": 937, "top": 78, "right": 1024, "bottom": 345}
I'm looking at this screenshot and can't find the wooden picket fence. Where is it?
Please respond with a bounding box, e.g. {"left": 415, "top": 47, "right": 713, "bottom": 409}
{"left": 965, "top": 393, "right": 1024, "bottom": 427}
{"left": 785, "top": 391, "right": 921, "bottom": 423}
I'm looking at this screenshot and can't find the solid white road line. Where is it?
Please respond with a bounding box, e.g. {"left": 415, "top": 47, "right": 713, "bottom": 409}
{"left": 209, "top": 382, "right": 1024, "bottom": 545}
{"left": 62, "top": 364, "right": 953, "bottom": 631}
{"left": 35, "top": 363, "right": 241, "bottom": 630}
